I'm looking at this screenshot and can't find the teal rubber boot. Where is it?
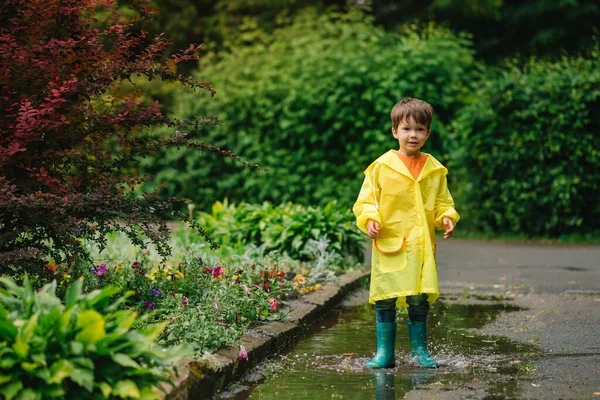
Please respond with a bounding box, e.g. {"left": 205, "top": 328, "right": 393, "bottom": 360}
{"left": 408, "top": 320, "right": 438, "bottom": 368}
{"left": 365, "top": 321, "right": 396, "bottom": 369}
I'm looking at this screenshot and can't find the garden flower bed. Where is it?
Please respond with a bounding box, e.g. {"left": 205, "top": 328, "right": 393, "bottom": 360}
{"left": 1, "top": 201, "right": 365, "bottom": 399}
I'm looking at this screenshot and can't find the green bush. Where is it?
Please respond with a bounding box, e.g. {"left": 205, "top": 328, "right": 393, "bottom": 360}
{"left": 449, "top": 51, "right": 600, "bottom": 236}
{"left": 197, "top": 200, "right": 364, "bottom": 266}
{"left": 141, "top": 8, "right": 479, "bottom": 210}
{"left": 0, "top": 276, "right": 191, "bottom": 400}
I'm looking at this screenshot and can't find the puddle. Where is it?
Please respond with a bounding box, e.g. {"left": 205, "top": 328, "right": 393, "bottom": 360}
{"left": 218, "top": 293, "right": 537, "bottom": 399}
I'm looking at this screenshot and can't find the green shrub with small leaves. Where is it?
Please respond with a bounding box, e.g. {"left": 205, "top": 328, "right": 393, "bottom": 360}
{"left": 0, "top": 276, "right": 192, "bottom": 400}
{"left": 197, "top": 200, "right": 364, "bottom": 267}
{"left": 141, "top": 8, "right": 479, "bottom": 210}
{"left": 448, "top": 51, "right": 600, "bottom": 236}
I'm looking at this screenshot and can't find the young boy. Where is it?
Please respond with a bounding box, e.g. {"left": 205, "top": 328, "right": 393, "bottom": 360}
{"left": 353, "top": 97, "right": 459, "bottom": 369}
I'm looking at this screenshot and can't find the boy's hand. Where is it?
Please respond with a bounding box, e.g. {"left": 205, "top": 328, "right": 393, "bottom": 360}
{"left": 367, "top": 219, "right": 380, "bottom": 239}
{"left": 442, "top": 217, "right": 454, "bottom": 239}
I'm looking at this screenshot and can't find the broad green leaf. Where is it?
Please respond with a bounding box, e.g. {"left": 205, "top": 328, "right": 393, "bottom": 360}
{"left": 64, "top": 278, "right": 83, "bottom": 309}
{"left": 0, "top": 277, "right": 21, "bottom": 295}
{"left": 13, "top": 336, "right": 29, "bottom": 359}
{"left": 14, "top": 388, "right": 37, "bottom": 400}
{"left": 0, "top": 352, "right": 18, "bottom": 368}
{"left": 139, "top": 386, "right": 162, "bottom": 400}
{"left": 41, "top": 385, "right": 65, "bottom": 398}
{"left": 75, "top": 310, "right": 106, "bottom": 345}
{"left": 0, "top": 380, "right": 23, "bottom": 400}
{"left": 31, "top": 367, "right": 51, "bottom": 382}
{"left": 71, "top": 357, "right": 94, "bottom": 370}
{"left": 48, "top": 359, "right": 74, "bottom": 384}
{"left": 13, "top": 311, "right": 40, "bottom": 357}
{"left": 20, "top": 361, "right": 41, "bottom": 372}
{"left": 97, "top": 382, "right": 112, "bottom": 397}
{"left": 30, "top": 353, "right": 46, "bottom": 365}
{"left": 58, "top": 308, "right": 74, "bottom": 336}
{"left": 112, "top": 353, "right": 141, "bottom": 369}
{"left": 70, "top": 368, "right": 94, "bottom": 392}
{"left": 110, "top": 310, "right": 138, "bottom": 333}
{"left": 0, "top": 320, "right": 17, "bottom": 340}
{"left": 106, "top": 290, "right": 135, "bottom": 312}
{"left": 85, "top": 286, "right": 120, "bottom": 310}
{"left": 70, "top": 341, "right": 84, "bottom": 355}
{"left": 138, "top": 321, "right": 167, "bottom": 342}
{"left": 148, "top": 343, "right": 193, "bottom": 365}
{"left": 113, "top": 380, "right": 141, "bottom": 399}
{"left": 0, "top": 375, "right": 11, "bottom": 384}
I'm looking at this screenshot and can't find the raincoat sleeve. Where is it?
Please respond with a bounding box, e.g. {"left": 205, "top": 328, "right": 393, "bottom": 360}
{"left": 434, "top": 173, "right": 460, "bottom": 230}
{"left": 352, "top": 166, "right": 382, "bottom": 236}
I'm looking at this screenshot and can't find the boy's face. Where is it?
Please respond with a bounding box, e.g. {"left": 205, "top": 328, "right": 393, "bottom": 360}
{"left": 392, "top": 117, "right": 431, "bottom": 157}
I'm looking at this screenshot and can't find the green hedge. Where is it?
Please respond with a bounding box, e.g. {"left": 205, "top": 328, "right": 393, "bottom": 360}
{"left": 141, "top": 8, "right": 479, "bottom": 210}
{"left": 449, "top": 51, "right": 600, "bottom": 236}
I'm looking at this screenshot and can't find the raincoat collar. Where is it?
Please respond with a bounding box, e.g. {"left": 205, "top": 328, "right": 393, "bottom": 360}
{"left": 370, "top": 150, "right": 447, "bottom": 181}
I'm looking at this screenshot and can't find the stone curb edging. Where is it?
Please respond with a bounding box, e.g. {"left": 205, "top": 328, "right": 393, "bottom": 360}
{"left": 161, "top": 270, "right": 369, "bottom": 400}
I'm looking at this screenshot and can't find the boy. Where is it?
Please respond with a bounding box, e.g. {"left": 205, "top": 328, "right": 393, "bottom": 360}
{"left": 353, "top": 97, "right": 459, "bottom": 369}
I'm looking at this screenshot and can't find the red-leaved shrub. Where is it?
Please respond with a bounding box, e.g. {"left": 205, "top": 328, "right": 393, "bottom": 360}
{"left": 0, "top": 0, "right": 254, "bottom": 276}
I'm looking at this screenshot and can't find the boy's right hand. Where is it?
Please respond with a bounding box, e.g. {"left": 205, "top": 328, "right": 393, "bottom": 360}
{"left": 367, "top": 219, "right": 380, "bottom": 239}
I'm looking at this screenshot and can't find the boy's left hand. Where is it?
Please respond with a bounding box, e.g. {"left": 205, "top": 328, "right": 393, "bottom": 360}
{"left": 442, "top": 217, "right": 454, "bottom": 239}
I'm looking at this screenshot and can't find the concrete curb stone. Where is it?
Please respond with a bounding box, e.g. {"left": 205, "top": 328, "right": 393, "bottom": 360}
{"left": 161, "top": 269, "right": 369, "bottom": 400}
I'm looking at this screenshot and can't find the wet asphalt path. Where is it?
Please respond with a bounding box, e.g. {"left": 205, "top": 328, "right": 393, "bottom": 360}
{"left": 437, "top": 239, "right": 600, "bottom": 295}
{"left": 431, "top": 239, "right": 600, "bottom": 400}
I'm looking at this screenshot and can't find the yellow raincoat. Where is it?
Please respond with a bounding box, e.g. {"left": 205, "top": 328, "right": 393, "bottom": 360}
{"left": 353, "top": 150, "right": 460, "bottom": 307}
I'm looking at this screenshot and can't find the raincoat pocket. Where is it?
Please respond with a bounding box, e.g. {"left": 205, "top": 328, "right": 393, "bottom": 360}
{"left": 373, "top": 237, "right": 407, "bottom": 273}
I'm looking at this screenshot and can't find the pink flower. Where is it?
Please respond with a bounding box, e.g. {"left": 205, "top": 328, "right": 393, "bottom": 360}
{"left": 238, "top": 345, "right": 248, "bottom": 361}
{"left": 182, "top": 297, "right": 189, "bottom": 308}
{"left": 268, "top": 298, "right": 279, "bottom": 312}
{"left": 213, "top": 265, "right": 223, "bottom": 278}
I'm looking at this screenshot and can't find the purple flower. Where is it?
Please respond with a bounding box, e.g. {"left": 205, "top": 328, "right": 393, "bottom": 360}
{"left": 182, "top": 297, "right": 189, "bottom": 308}
{"left": 96, "top": 264, "right": 107, "bottom": 276}
{"left": 143, "top": 301, "right": 156, "bottom": 310}
{"left": 238, "top": 345, "right": 248, "bottom": 361}
{"left": 150, "top": 286, "right": 162, "bottom": 297}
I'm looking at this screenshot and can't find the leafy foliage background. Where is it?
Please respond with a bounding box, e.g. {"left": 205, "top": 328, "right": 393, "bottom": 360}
{"left": 449, "top": 51, "right": 600, "bottom": 235}
{"left": 141, "top": 10, "right": 479, "bottom": 211}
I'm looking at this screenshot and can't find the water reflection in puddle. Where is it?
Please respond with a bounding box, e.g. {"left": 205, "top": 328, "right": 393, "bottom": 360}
{"left": 219, "top": 292, "right": 536, "bottom": 399}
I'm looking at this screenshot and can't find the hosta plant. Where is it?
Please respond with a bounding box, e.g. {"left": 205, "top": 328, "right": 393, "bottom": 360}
{"left": 0, "top": 276, "right": 192, "bottom": 399}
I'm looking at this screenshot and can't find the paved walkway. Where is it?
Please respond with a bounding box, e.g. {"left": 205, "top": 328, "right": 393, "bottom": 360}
{"left": 429, "top": 239, "right": 600, "bottom": 399}
{"left": 437, "top": 239, "right": 600, "bottom": 294}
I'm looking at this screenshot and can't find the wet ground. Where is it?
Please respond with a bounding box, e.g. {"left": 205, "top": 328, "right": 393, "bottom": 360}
{"left": 219, "top": 290, "right": 538, "bottom": 399}
{"left": 437, "top": 240, "right": 600, "bottom": 399}
{"left": 214, "top": 240, "right": 600, "bottom": 399}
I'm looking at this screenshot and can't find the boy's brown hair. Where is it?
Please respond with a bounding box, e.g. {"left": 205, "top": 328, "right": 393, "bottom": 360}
{"left": 390, "top": 97, "right": 434, "bottom": 130}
